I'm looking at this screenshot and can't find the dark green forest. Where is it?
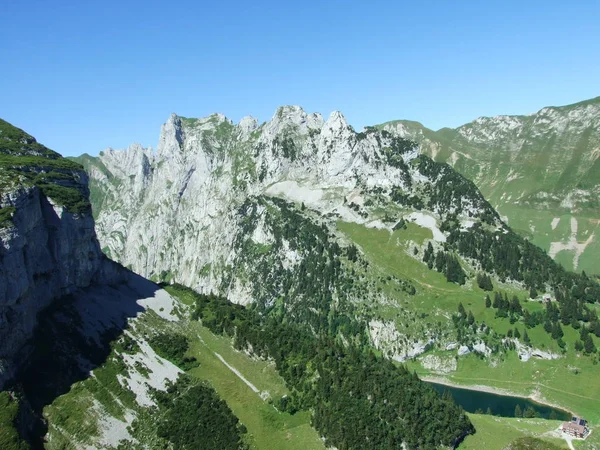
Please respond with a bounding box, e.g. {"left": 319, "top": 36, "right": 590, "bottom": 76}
{"left": 166, "top": 284, "right": 475, "bottom": 450}
{"left": 120, "top": 375, "right": 248, "bottom": 450}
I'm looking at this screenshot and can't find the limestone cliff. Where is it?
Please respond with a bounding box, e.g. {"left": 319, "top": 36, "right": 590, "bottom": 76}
{"left": 0, "top": 119, "right": 120, "bottom": 389}
{"left": 80, "top": 107, "right": 498, "bottom": 296}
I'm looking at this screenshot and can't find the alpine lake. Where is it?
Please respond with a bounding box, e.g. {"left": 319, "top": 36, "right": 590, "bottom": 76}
{"left": 427, "top": 382, "right": 571, "bottom": 420}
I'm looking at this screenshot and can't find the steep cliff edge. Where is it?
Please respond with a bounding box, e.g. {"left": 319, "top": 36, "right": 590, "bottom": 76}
{"left": 0, "top": 119, "right": 120, "bottom": 389}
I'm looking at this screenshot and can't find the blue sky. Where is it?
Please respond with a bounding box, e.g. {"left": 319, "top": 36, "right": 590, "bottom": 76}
{"left": 1, "top": 0, "right": 599, "bottom": 156}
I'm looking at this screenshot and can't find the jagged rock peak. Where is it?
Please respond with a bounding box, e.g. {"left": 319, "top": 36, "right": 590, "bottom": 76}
{"left": 274, "top": 105, "right": 306, "bottom": 118}
{"left": 238, "top": 115, "right": 259, "bottom": 137}
{"left": 177, "top": 112, "right": 233, "bottom": 130}
{"left": 157, "top": 113, "right": 184, "bottom": 158}
{"left": 101, "top": 143, "right": 152, "bottom": 156}
{"left": 324, "top": 110, "right": 350, "bottom": 131}
{"left": 259, "top": 106, "right": 322, "bottom": 142}
{"left": 100, "top": 143, "right": 154, "bottom": 178}
{"left": 269, "top": 105, "right": 323, "bottom": 129}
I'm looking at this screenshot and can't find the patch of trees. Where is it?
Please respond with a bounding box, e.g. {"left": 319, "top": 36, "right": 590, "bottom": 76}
{"left": 0, "top": 206, "right": 16, "bottom": 227}
{"left": 0, "top": 391, "right": 29, "bottom": 450}
{"left": 356, "top": 125, "right": 380, "bottom": 141}
{"left": 392, "top": 218, "right": 407, "bottom": 231}
{"left": 446, "top": 222, "right": 600, "bottom": 347}
{"left": 389, "top": 187, "right": 424, "bottom": 210}
{"left": 173, "top": 284, "right": 475, "bottom": 450}
{"left": 380, "top": 274, "right": 416, "bottom": 296}
{"left": 491, "top": 292, "right": 522, "bottom": 320}
{"left": 232, "top": 197, "right": 368, "bottom": 344}
{"left": 274, "top": 135, "right": 298, "bottom": 161}
{"left": 148, "top": 332, "right": 199, "bottom": 371}
{"left": 476, "top": 273, "right": 493, "bottom": 291}
{"left": 485, "top": 290, "right": 599, "bottom": 353}
{"left": 347, "top": 201, "right": 368, "bottom": 218}
{"left": 151, "top": 375, "right": 248, "bottom": 450}
{"left": 414, "top": 156, "right": 498, "bottom": 224}
{"left": 422, "top": 242, "right": 466, "bottom": 285}
{"left": 454, "top": 303, "right": 475, "bottom": 330}
{"left": 576, "top": 327, "right": 597, "bottom": 354}
{"left": 382, "top": 137, "right": 415, "bottom": 173}
{"left": 447, "top": 224, "right": 600, "bottom": 302}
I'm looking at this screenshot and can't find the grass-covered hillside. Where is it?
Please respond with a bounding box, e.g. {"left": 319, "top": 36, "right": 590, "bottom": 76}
{"left": 0, "top": 118, "right": 90, "bottom": 219}
{"left": 379, "top": 96, "right": 600, "bottom": 275}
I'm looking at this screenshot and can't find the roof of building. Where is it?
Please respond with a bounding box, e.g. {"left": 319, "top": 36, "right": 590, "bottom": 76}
{"left": 562, "top": 422, "right": 587, "bottom": 434}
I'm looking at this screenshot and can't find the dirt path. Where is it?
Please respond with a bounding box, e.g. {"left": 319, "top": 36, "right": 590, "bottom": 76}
{"left": 213, "top": 352, "right": 261, "bottom": 394}
{"left": 195, "top": 333, "right": 262, "bottom": 396}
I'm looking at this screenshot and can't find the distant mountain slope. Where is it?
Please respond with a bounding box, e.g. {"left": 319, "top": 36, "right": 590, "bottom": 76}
{"left": 378, "top": 97, "right": 600, "bottom": 274}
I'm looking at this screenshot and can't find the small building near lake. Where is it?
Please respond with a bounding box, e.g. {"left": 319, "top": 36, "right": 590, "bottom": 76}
{"left": 561, "top": 417, "right": 589, "bottom": 438}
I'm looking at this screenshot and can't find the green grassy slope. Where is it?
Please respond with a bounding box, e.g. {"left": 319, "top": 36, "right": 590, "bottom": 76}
{"left": 40, "top": 287, "right": 324, "bottom": 450}
{"left": 377, "top": 97, "right": 600, "bottom": 275}
{"left": 337, "top": 221, "right": 600, "bottom": 423}
{"left": 0, "top": 118, "right": 90, "bottom": 215}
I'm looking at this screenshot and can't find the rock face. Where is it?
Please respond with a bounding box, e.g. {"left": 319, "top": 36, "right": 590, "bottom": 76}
{"left": 79, "top": 106, "right": 498, "bottom": 294}
{"left": 378, "top": 97, "right": 600, "bottom": 274}
{"left": 0, "top": 119, "right": 119, "bottom": 389}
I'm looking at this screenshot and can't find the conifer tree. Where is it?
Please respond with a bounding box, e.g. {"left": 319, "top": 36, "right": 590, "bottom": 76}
{"left": 468, "top": 311, "right": 475, "bottom": 325}
{"left": 584, "top": 334, "right": 596, "bottom": 354}
{"left": 514, "top": 404, "right": 523, "bottom": 418}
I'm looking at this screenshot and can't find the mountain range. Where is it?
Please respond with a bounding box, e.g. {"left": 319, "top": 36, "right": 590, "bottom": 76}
{"left": 0, "top": 97, "right": 599, "bottom": 449}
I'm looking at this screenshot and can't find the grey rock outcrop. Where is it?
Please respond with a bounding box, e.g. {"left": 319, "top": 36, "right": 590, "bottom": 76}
{"left": 0, "top": 132, "right": 121, "bottom": 389}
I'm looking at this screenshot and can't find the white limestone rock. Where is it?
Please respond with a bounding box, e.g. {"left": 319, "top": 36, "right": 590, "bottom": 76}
{"left": 421, "top": 354, "right": 457, "bottom": 374}
{"left": 457, "top": 345, "right": 471, "bottom": 356}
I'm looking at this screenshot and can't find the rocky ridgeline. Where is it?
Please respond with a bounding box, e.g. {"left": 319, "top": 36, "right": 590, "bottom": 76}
{"left": 83, "top": 106, "right": 498, "bottom": 298}
{"left": 379, "top": 97, "right": 600, "bottom": 274}
{"left": 381, "top": 97, "right": 600, "bottom": 210}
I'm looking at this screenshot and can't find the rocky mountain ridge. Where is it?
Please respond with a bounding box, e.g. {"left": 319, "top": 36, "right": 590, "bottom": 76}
{"left": 82, "top": 106, "right": 500, "bottom": 294}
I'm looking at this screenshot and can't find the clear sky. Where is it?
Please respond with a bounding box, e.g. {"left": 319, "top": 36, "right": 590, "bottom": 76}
{"left": 1, "top": 0, "right": 599, "bottom": 156}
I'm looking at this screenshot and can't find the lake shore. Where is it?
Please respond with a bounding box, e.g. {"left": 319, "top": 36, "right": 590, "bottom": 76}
{"left": 421, "top": 376, "right": 574, "bottom": 416}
